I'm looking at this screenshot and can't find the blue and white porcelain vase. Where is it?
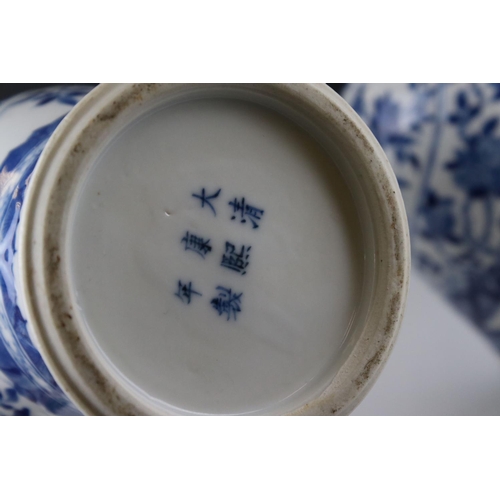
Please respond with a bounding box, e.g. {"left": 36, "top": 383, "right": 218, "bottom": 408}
{"left": 0, "top": 86, "right": 91, "bottom": 415}
{"left": 0, "top": 84, "right": 409, "bottom": 416}
{"left": 343, "top": 83, "right": 500, "bottom": 350}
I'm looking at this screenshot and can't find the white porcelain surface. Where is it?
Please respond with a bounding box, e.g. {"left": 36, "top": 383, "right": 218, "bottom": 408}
{"left": 16, "top": 84, "right": 410, "bottom": 415}
{"left": 69, "top": 98, "right": 364, "bottom": 415}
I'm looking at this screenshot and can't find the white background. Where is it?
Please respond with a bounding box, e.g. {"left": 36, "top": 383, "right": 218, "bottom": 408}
{"left": 2, "top": 1, "right": 500, "bottom": 497}
{"left": 354, "top": 271, "right": 500, "bottom": 415}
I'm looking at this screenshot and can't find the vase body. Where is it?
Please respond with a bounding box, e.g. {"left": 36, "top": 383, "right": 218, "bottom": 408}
{"left": 344, "top": 83, "right": 500, "bottom": 350}
{"left": 0, "top": 87, "right": 91, "bottom": 415}
{"left": 0, "top": 84, "right": 409, "bottom": 415}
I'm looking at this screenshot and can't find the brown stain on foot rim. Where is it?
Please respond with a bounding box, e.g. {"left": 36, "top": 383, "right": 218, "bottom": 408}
{"left": 354, "top": 290, "right": 401, "bottom": 390}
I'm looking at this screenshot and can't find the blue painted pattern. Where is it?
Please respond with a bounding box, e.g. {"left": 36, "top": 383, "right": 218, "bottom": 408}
{"left": 0, "top": 87, "right": 91, "bottom": 415}
{"left": 345, "top": 83, "right": 500, "bottom": 350}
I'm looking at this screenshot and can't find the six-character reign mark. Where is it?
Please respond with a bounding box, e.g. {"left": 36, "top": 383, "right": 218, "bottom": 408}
{"left": 192, "top": 188, "right": 221, "bottom": 216}
{"left": 181, "top": 231, "right": 212, "bottom": 258}
{"left": 174, "top": 280, "right": 202, "bottom": 305}
{"left": 228, "top": 197, "right": 264, "bottom": 229}
{"left": 177, "top": 188, "right": 263, "bottom": 318}
{"left": 220, "top": 242, "right": 251, "bottom": 275}
{"left": 210, "top": 286, "right": 243, "bottom": 321}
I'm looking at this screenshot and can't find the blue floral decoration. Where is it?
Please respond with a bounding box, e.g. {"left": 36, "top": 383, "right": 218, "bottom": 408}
{"left": 0, "top": 87, "right": 92, "bottom": 415}
{"left": 18, "top": 88, "right": 89, "bottom": 107}
{"left": 345, "top": 83, "right": 500, "bottom": 351}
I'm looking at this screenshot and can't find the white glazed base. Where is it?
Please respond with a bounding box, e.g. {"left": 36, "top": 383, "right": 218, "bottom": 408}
{"left": 68, "top": 98, "right": 365, "bottom": 415}
{"left": 18, "top": 84, "right": 410, "bottom": 415}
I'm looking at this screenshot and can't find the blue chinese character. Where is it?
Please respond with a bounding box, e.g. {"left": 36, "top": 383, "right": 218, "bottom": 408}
{"left": 210, "top": 286, "right": 242, "bottom": 321}
{"left": 192, "top": 188, "right": 221, "bottom": 216}
{"left": 228, "top": 197, "right": 264, "bottom": 229}
{"left": 220, "top": 241, "right": 251, "bottom": 275}
{"left": 175, "top": 280, "right": 202, "bottom": 304}
{"left": 181, "top": 231, "right": 212, "bottom": 258}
